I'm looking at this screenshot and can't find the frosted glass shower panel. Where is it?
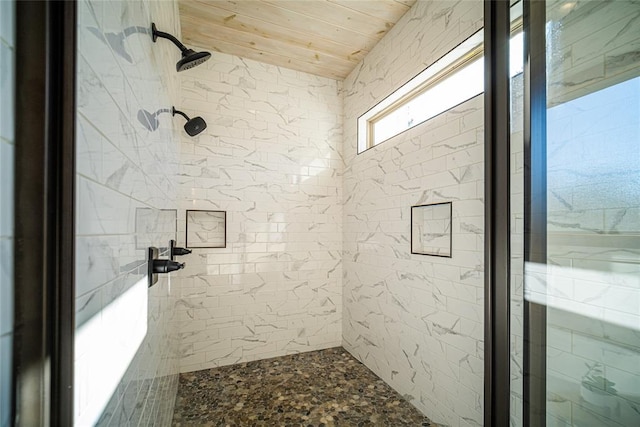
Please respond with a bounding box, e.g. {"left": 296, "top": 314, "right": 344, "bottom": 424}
{"left": 186, "top": 210, "right": 226, "bottom": 248}
{"left": 411, "top": 202, "right": 452, "bottom": 257}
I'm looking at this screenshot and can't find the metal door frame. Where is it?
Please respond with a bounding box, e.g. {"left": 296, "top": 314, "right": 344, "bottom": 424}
{"left": 13, "top": 1, "right": 76, "bottom": 425}
{"left": 484, "top": 1, "right": 548, "bottom": 425}
{"left": 484, "top": 1, "right": 512, "bottom": 425}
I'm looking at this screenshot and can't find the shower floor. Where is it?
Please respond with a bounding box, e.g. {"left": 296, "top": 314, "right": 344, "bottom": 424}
{"left": 172, "top": 347, "right": 434, "bottom": 426}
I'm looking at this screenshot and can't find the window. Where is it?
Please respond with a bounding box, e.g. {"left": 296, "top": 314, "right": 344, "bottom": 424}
{"left": 357, "top": 5, "right": 524, "bottom": 154}
{"left": 373, "top": 56, "right": 484, "bottom": 146}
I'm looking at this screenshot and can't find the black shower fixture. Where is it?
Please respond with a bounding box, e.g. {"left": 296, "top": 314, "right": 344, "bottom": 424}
{"left": 172, "top": 107, "right": 207, "bottom": 136}
{"left": 137, "top": 107, "right": 206, "bottom": 136}
{"left": 151, "top": 23, "right": 211, "bottom": 71}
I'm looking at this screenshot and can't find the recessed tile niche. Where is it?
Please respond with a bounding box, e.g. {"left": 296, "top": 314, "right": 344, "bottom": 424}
{"left": 135, "top": 208, "right": 177, "bottom": 249}
{"left": 186, "top": 210, "right": 227, "bottom": 248}
{"left": 411, "top": 202, "right": 452, "bottom": 257}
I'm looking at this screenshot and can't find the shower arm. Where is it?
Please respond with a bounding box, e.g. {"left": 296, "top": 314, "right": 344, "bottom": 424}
{"left": 172, "top": 107, "right": 191, "bottom": 121}
{"left": 151, "top": 23, "right": 188, "bottom": 53}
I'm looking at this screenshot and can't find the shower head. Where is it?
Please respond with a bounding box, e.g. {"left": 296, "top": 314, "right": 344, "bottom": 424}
{"left": 152, "top": 23, "right": 211, "bottom": 72}
{"left": 183, "top": 116, "right": 207, "bottom": 136}
{"left": 177, "top": 49, "right": 212, "bottom": 72}
{"left": 137, "top": 107, "right": 205, "bottom": 136}
{"left": 172, "top": 107, "right": 207, "bottom": 136}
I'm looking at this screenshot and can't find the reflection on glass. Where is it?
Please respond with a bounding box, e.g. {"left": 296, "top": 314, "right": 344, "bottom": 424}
{"left": 0, "top": 1, "right": 14, "bottom": 425}
{"left": 540, "top": 74, "right": 640, "bottom": 427}
{"left": 517, "top": 1, "right": 640, "bottom": 425}
{"left": 512, "top": 2, "right": 639, "bottom": 424}
{"left": 509, "top": 45, "right": 525, "bottom": 427}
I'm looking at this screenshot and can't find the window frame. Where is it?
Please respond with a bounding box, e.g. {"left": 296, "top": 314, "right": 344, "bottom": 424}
{"left": 357, "top": 29, "right": 484, "bottom": 154}
{"left": 367, "top": 42, "right": 484, "bottom": 149}
{"left": 357, "top": 6, "right": 523, "bottom": 155}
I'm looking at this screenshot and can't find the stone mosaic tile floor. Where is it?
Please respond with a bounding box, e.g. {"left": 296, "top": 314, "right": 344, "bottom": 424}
{"left": 172, "top": 347, "right": 434, "bottom": 426}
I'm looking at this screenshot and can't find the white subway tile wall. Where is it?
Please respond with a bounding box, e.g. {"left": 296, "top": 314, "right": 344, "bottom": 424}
{"left": 0, "top": 1, "right": 14, "bottom": 426}
{"left": 176, "top": 53, "right": 344, "bottom": 373}
{"left": 342, "top": 1, "right": 485, "bottom": 426}
{"left": 75, "top": 0, "right": 181, "bottom": 425}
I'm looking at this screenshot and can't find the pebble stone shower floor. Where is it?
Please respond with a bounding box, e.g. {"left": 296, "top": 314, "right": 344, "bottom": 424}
{"left": 172, "top": 347, "right": 435, "bottom": 427}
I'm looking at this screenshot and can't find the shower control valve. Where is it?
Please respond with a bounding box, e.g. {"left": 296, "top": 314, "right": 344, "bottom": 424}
{"left": 148, "top": 246, "right": 186, "bottom": 287}
{"left": 169, "top": 239, "right": 192, "bottom": 260}
{"left": 152, "top": 259, "right": 185, "bottom": 273}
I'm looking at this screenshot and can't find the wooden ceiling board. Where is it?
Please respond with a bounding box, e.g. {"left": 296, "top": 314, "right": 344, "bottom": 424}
{"left": 182, "top": 16, "right": 356, "bottom": 68}
{"left": 188, "top": 36, "right": 351, "bottom": 79}
{"left": 181, "top": 17, "right": 354, "bottom": 78}
{"left": 393, "top": 0, "right": 416, "bottom": 7}
{"left": 179, "top": 2, "right": 369, "bottom": 63}
{"left": 327, "top": 0, "right": 412, "bottom": 22}
{"left": 179, "top": 0, "right": 417, "bottom": 79}
{"left": 183, "top": 1, "right": 380, "bottom": 50}
{"left": 262, "top": 1, "right": 395, "bottom": 37}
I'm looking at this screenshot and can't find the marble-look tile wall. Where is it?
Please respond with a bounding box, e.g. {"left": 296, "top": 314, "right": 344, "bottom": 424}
{"left": 0, "top": 2, "right": 14, "bottom": 426}
{"left": 75, "top": 1, "right": 181, "bottom": 425}
{"left": 342, "top": 2, "right": 484, "bottom": 426}
{"left": 176, "top": 53, "right": 343, "bottom": 373}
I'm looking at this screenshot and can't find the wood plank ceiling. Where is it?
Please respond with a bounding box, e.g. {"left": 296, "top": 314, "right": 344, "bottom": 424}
{"left": 178, "top": 0, "right": 417, "bottom": 80}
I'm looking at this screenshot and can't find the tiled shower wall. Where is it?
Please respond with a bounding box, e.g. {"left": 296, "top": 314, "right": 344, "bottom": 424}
{"left": 176, "top": 53, "right": 343, "bottom": 373}
{"left": 75, "top": 1, "right": 181, "bottom": 425}
{"left": 342, "top": 1, "right": 484, "bottom": 426}
{"left": 0, "top": 1, "right": 14, "bottom": 426}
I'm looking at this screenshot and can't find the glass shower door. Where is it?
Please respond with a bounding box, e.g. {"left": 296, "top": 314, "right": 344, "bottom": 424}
{"left": 514, "top": 1, "right": 640, "bottom": 425}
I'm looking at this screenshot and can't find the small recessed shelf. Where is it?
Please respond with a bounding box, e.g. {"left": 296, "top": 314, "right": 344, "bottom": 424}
{"left": 411, "top": 202, "right": 452, "bottom": 257}
{"left": 186, "top": 210, "right": 226, "bottom": 248}
{"left": 135, "top": 207, "right": 178, "bottom": 250}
